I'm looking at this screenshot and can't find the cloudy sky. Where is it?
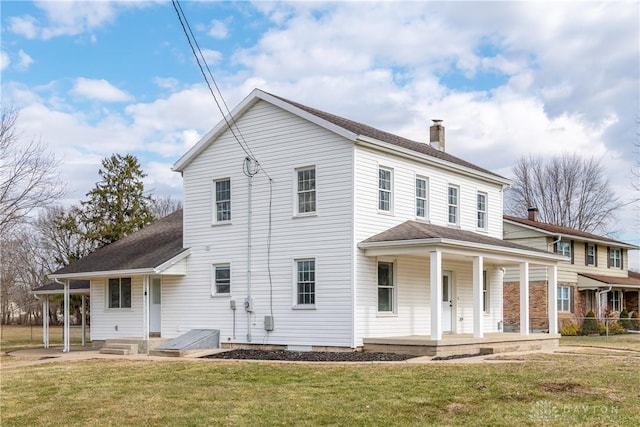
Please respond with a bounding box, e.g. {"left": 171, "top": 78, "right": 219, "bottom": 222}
{"left": 2, "top": 1, "right": 638, "bottom": 264}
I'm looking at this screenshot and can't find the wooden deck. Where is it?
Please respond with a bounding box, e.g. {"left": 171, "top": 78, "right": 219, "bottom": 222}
{"left": 363, "top": 333, "right": 560, "bottom": 357}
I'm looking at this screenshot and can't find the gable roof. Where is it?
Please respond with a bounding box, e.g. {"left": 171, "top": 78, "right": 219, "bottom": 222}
{"left": 173, "top": 89, "right": 508, "bottom": 184}
{"left": 50, "top": 209, "right": 187, "bottom": 278}
{"left": 503, "top": 215, "right": 638, "bottom": 249}
{"left": 359, "top": 220, "right": 564, "bottom": 262}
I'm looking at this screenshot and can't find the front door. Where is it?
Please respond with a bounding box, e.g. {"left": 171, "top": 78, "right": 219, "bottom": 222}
{"left": 442, "top": 272, "right": 453, "bottom": 332}
{"left": 149, "top": 277, "right": 161, "bottom": 335}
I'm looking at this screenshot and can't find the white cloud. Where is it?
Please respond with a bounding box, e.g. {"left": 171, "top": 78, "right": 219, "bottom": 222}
{"left": 208, "top": 19, "right": 229, "bottom": 39}
{"left": 71, "top": 78, "right": 133, "bottom": 102}
{"left": 153, "top": 77, "right": 181, "bottom": 91}
{"left": 8, "top": 15, "right": 40, "bottom": 39}
{"left": 0, "top": 51, "right": 10, "bottom": 70}
{"left": 16, "top": 50, "right": 34, "bottom": 71}
{"left": 200, "top": 49, "right": 222, "bottom": 65}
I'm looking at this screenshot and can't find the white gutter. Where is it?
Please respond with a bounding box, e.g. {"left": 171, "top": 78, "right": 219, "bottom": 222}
{"left": 50, "top": 268, "right": 156, "bottom": 280}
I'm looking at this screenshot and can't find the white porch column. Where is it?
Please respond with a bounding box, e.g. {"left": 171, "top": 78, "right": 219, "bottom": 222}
{"left": 63, "top": 281, "right": 70, "bottom": 352}
{"left": 143, "top": 275, "right": 149, "bottom": 340}
{"left": 81, "top": 294, "right": 86, "bottom": 346}
{"left": 472, "top": 256, "right": 484, "bottom": 338}
{"left": 547, "top": 265, "right": 558, "bottom": 334}
{"left": 519, "top": 263, "right": 530, "bottom": 336}
{"left": 43, "top": 296, "right": 50, "bottom": 349}
{"left": 430, "top": 250, "right": 443, "bottom": 341}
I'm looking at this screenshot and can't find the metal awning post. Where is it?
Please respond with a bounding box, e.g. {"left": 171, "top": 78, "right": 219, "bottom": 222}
{"left": 81, "top": 294, "right": 86, "bottom": 347}
{"left": 43, "top": 296, "right": 50, "bottom": 349}
{"left": 63, "top": 280, "right": 70, "bottom": 352}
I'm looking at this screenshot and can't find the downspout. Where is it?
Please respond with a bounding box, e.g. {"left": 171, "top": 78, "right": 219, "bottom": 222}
{"left": 597, "top": 285, "right": 613, "bottom": 320}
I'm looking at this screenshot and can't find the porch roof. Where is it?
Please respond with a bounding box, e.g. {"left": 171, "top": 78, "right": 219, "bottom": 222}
{"left": 358, "top": 220, "right": 565, "bottom": 264}
{"left": 32, "top": 280, "right": 90, "bottom": 295}
{"left": 49, "top": 209, "right": 189, "bottom": 280}
{"left": 577, "top": 273, "right": 640, "bottom": 289}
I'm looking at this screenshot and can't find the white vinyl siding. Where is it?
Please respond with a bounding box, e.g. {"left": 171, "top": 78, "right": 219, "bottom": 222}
{"left": 447, "top": 185, "right": 459, "bottom": 225}
{"left": 296, "top": 166, "right": 316, "bottom": 215}
{"left": 415, "top": 177, "right": 428, "bottom": 219}
{"left": 90, "top": 277, "right": 144, "bottom": 340}
{"left": 213, "top": 178, "right": 231, "bottom": 223}
{"left": 477, "top": 192, "right": 487, "bottom": 230}
{"left": 378, "top": 167, "right": 392, "bottom": 213}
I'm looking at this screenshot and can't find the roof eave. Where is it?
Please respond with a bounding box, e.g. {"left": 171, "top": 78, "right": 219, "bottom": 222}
{"left": 49, "top": 268, "right": 156, "bottom": 280}
{"left": 154, "top": 248, "right": 191, "bottom": 273}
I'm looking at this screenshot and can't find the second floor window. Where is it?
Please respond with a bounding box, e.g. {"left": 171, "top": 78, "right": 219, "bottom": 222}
{"left": 585, "top": 243, "right": 597, "bottom": 266}
{"left": 477, "top": 192, "right": 487, "bottom": 230}
{"left": 555, "top": 241, "right": 572, "bottom": 263}
{"left": 415, "top": 177, "right": 428, "bottom": 218}
{"left": 447, "top": 185, "right": 459, "bottom": 225}
{"left": 297, "top": 167, "right": 316, "bottom": 214}
{"left": 214, "top": 179, "right": 231, "bottom": 223}
{"left": 608, "top": 248, "right": 622, "bottom": 269}
{"left": 378, "top": 168, "right": 392, "bottom": 212}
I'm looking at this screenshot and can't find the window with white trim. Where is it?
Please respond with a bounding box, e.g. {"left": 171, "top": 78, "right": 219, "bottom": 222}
{"left": 477, "top": 192, "right": 487, "bottom": 230}
{"left": 378, "top": 167, "right": 392, "bottom": 212}
{"left": 608, "top": 290, "right": 622, "bottom": 312}
{"left": 377, "top": 261, "right": 395, "bottom": 313}
{"left": 447, "top": 185, "right": 459, "bottom": 225}
{"left": 557, "top": 286, "right": 571, "bottom": 313}
{"left": 556, "top": 241, "right": 571, "bottom": 258}
{"left": 108, "top": 278, "right": 131, "bottom": 309}
{"left": 586, "top": 243, "right": 596, "bottom": 266}
{"left": 415, "top": 177, "right": 428, "bottom": 219}
{"left": 214, "top": 179, "right": 231, "bottom": 223}
{"left": 482, "top": 270, "right": 489, "bottom": 313}
{"left": 609, "top": 248, "right": 622, "bottom": 269}
{"left": 212, "top": 264, "right": 230, "bottom": 295}
{"left": 296, "top": 166, "right": 316, "bottom": 215}
{"left": 296, "top": 259, "right": 315, "bottom": 305}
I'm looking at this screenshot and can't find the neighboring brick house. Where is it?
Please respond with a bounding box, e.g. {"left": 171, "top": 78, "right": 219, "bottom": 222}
{"left": 502, "top": 208, "right": 640, "bottom": 331}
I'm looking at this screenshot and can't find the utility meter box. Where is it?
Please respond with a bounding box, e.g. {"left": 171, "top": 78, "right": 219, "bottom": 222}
{"left": 244, "top": 297, "right": 253, "bottom": 312}
{"left": 264, "top": 315, "right": 274, "bottom": 331}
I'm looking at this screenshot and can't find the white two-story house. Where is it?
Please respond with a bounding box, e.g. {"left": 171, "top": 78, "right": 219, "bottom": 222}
{"left": 49, "top": 89, "right": 564, "bottom": 355}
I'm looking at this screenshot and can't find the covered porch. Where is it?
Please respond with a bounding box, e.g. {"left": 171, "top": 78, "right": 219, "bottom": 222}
{"left": 358, "top": 221, "right": 565, "bottom": 351}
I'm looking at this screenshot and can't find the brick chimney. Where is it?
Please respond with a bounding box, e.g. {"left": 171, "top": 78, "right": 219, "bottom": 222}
{"left": 527, "top": 207, "right": 539, "bottom": 222}
{"left": 429, "top": 119, "right": 445, "bottom": 152}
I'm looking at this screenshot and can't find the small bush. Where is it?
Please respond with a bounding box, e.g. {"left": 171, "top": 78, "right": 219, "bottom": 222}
{"left": 598, "top": 322, "right": 607, "bottom": 335}
{"left": 560, "top": 323, "right": 579, "bottom": 336}
{"left": 607, "top": 321, "right": 626, "bottom": 335}
{"left": 631, "top": 311, "right": 640, "bottom": 330}
{"left": 619, "top": 309, "right": 633, "bottom": 330}
{"left": 581, "top": 310, "right": 600, "bottom": 335}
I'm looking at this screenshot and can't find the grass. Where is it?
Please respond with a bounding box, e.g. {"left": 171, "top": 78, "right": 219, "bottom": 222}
{"left": 0, "top": 324, "right": 88, "bottom": 351}
{"left": 560, "top": 334, "right": 640, "bottom": 351}
{"left": 2, "top": 354, "right": 639, "bottom": 426}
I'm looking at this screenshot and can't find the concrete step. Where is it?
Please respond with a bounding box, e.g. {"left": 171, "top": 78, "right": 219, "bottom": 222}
{"left": 149, "top": 349, "right": 184, "bottom": 357}
{"left": 99, "top": 347, "right": 132, "bottom": 355}
{"left": 100, "top": 342, "right": 138, "bottom": 355}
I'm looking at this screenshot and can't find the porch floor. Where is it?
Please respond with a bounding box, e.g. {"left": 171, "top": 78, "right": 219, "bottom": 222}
{"left": 363, "top": 333, "right": 560, "bottom": 357}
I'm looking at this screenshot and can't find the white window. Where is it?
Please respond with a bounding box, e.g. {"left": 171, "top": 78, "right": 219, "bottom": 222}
{"left": 378, "top": 167, "right": 392, "bottom": 212}
{"left": 586, "top": 244, "right": 596, "bottom": 266}
{"left": 415, "top": 177, "right": 428, "bottom": 219}
{"left": 377, "top": 261, "right": 395, "bottom": 313}
{"left": 447, "top": 185, "right": 459, "bottom": 225}
{"left": 557, "top": 286, "right": 571, "bottom": 313}
{"left": 214, "top": 179, "right": 231, "bottom": 223}
{"left": 482, "top": 270, "right": 489, "bottom": 313}
{"left": 477, "top": 192, "right": 487, "bottom": 230}
{"left": 108, "top": 278, "right": 131, "bottom": 309}
{"left": 609, "top": 248, "right": 622, "bottom": 269}
{"left": 556, "top": 241, "right": 571, "bottom": 258}
{"left": 296, "top": 166, "right": 316, "bottom": 215}
{"left": 608, "top": 290, "right": 622, "bottom": 312}
{"left": 296, "top": 259, "right": 315, "bottom": 305}
{"left": 212, "top": 264, "right": 230, "bottom": 295}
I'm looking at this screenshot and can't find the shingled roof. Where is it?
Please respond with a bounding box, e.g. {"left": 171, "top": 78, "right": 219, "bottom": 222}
{"left": 51, "top": 209, "right": 186, "bottom": 276}
{"left": 503, "top": 215, "right": 637, "bottom": 248}
{"left": 268, "top": 91, "right": 504, "bottom": 179}
{"left": 360, "top": 220, "right": 555, "bottom": 256}
{"left": 578, "top": 273, "right": 640, "bottom": 287}
{"left": 32, "top": 280, "right": 90, "bottom": 294}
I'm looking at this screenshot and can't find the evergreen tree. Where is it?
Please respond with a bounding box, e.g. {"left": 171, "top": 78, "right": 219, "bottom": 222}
{"left": 80, "top": 154, "right": 154, "bottom": 247}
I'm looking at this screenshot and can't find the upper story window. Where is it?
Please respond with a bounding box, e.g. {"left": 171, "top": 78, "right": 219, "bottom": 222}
{"left": 108, "top": 278, "right": 131, "bottom": 309}
{"left": 557, "top": 286, "right": 572, "bottom": 313}
{"left": 214, "top": 178, "right": 231, "bottom": 223}
{"left": 585, "top": 243, "right": 597, "bottom": 266}
{"left": 555, "top": 241, "right": 573, "bottom": 263}
{"left": 477, "top": 192, "right": 487, "bottom": 230}
{"left": 296, "top": 166, "right": 316, "bottom": 215}
{"left": 415, "top": 177, "right": 428, "bottom": 219}
{"left": 377, "top": 261, "right": 395, "bottom": 313}
{"left": 296, "top": 259, "right": 315, "bottom": 306}
{"left": 608, "top": 248, "right": 622, "bottom": 269}
{"left": 378, "top": 167, "right": 392, "bottom": 213}
{"left": 447, "top": 185, "right": 459, "bottom": 225}
{"left": 212, "top": 264, "right": 231, "bottom": 296}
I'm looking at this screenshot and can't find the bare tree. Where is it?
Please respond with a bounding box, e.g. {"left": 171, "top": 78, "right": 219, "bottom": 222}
{"left": 0, "top": 106, "right": 66, "bottom": 235}
{"left": 505, "top": 153, "right": 623, "bottom": 234}
{"left": 150, "top": 194, "right": 182, "bottom": 219}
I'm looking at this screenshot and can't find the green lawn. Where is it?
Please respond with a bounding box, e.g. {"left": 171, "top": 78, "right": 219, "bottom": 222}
{"left": 560, "top": 334, "right": 640, "bottom": 351}
{"left": 2, "top": 354, "right": 638, "bottom": 426}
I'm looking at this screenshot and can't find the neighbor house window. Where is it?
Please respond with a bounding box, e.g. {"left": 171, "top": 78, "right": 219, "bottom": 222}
{"left": 477, "top": 192, "right": 487, "bottom": 230}
{"left": 608, "top": 290, "right": 622, "bottom": 312}
{"left": 378, "top": 261, "right": 395, "bottom": 313}
{"left": 214, "top": 179, "right": 231, "bottom": 223}
{"left": 378, "top": 167, "right": 392, "bottom": 212}
{"left": 482, "top": 270, "right": 489, "bottom": 313}
{"left": 447, "top": 185, "right": 459, "bottom": 225}
{"left": 608, "top": 248, "right": 622, "bottom": 269}
{"left": 296, "top": 166, "right": 316, "bottom": 214}
{"left": 585, "top": 243, "right": 597, "bottom": 266}
{"left": 415, "top": 177, "right": 428, "bottom": 219}
{"left": 296, "top": 259, "right": 315, "bottom": 305}
{"left": 108, "top": 278, "right": 131, "bottom": 309}
{"left": 557, "top": 286, "right": 571, "bottom": 313}
{"left": 212, "top": 264, "right": 231, "bottom": 295}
